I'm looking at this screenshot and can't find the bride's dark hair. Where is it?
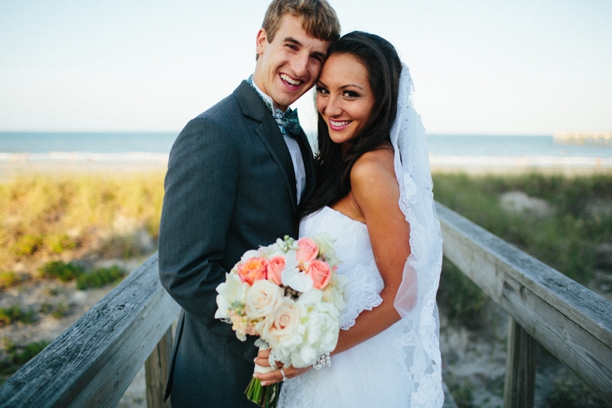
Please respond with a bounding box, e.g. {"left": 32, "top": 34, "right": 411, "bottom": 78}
{"left": 299, "top": 31, "right": 402, "bottom": 218}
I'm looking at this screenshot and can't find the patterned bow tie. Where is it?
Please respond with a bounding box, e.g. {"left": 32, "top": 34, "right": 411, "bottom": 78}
{"left": 248, "top": 76, "right": 301, "bottom": 136}
{"left": 273, "top": 107, "right": 301, "bottom": 136}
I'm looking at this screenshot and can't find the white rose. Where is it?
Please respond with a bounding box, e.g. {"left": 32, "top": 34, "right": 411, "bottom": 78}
{"left": 215, "top": 273, "right": 249, "bottom": 319}
{"left": 244, "top": 279, "right": 284, "bottom": 320}
{"left": 309, "top": 308, "right": 339, "bottom": 349}
{"left": 260, "top": 298, "right": 304, "bottom": 354}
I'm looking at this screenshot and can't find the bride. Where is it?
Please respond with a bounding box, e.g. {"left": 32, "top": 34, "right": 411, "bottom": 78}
{"left": 254, "top": 31, "right": 444, "bottom": 407}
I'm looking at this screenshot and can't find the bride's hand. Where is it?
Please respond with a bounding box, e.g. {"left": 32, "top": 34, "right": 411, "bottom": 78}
{"left": 254, "top": 348, "right": 272, "bottom": 368}
{"left": 253, "top": 349, "right": 311, "bottom": 386}
{"left": 254, "top": 365, "right": 311, "bottom": 386}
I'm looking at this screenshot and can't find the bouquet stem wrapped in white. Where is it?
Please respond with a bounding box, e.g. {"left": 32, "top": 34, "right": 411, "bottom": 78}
{"left": 215, "top": 235, "right": 346, "bottom": 407}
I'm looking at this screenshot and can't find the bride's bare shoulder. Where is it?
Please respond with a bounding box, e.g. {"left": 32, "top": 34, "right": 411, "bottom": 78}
{"left": 350, "top": 146, "right": 395, "bottom": 186}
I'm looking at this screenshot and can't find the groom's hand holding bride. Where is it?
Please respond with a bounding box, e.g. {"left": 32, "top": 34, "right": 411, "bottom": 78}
{"left": 253, "top": 348, "right": 311, "bottom": 386}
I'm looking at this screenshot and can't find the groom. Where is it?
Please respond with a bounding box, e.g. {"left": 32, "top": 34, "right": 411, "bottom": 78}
{"left": 158, "top": 1, "right": 341, "bottom": 406}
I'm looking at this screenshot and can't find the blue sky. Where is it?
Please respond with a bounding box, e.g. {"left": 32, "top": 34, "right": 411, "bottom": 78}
{"left": 1, "top": 0, "right": 611, "bottom": 135}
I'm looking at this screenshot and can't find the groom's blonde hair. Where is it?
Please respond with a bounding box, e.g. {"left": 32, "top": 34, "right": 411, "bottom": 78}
{"left": 261, "top": 0, "right": 341, "bottom": 44}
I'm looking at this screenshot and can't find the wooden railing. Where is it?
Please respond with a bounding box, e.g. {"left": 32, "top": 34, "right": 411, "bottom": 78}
{"left": 436, "top": 202, "right": 612, "bottom": 407}
{"left": 0, "top": 203, "right": 610, "bottom": 407}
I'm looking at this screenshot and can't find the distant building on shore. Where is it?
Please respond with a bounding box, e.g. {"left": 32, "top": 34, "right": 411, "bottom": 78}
{"left": 554, "top": 132, "right": 612, "bottom": 145}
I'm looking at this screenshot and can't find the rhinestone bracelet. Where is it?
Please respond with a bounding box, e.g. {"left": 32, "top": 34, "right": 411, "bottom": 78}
{"left": 312, "top": 352, "right": 331, "bottom": 370}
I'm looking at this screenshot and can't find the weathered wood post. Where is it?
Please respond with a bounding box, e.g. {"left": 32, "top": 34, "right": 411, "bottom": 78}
{"left": 145, "top": 327, "right": 173, "bottom": 408}
{"left": 503, "top": 317, "right": 537, "bottom": 408}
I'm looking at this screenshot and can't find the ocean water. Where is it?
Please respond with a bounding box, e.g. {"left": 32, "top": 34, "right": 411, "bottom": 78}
{"left": 0, "top": 132, "right": 175, "bottom": 154}
{"left": 0, "top": 132, "right": 175, "bottom": 163}
{"left": 426, "top": 134, "right": 612, "bottom": 159}
{"left": 425, "top": 134, "right": 612, "bottom": 168}
{"left": 0, "top": 132, "right": 611, "bottom": 167}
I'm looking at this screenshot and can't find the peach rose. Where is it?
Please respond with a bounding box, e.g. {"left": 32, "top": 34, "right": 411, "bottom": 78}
{"left": 306, "top": 259, "right": 332, "bottom": 289}
{"left": 296, "top": 237, "right": 318, "bottom": 263}
{"left": 236, "top": 257, "right": 268, "bottom": 285}
{"left": 267, "top": 256, "right": 285, "bottom": 285}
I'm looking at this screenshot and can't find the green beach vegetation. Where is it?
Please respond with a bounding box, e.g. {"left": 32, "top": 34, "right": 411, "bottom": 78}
{"left": 0, "top": 337, "right": 50, "bottom": 381}
{"left": 2, "top": 170, "right": 609, "bottom": 287}
{"left": 0, "top": 305, "right": 36, "bottom": 327}
{"left": 434, "top": 171, "right": 612, "bottom": 283}
{"left": 0, "top": 172, "right": 165, "bottom": 273}
{"left": 38, "top": 260, "right": 127, "bottom": 290}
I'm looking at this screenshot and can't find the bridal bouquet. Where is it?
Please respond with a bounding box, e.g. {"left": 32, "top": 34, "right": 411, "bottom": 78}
{"left": 215, "top": 235, "right": 346, "bottom": 407}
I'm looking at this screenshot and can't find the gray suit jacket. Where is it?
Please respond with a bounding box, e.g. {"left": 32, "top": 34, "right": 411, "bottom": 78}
{"left": 158, "top": 81, "right": 315, "bottom": 407}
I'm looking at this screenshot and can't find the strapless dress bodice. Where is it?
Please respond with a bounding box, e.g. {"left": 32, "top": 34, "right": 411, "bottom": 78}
{"left": 279, "top": 207, "right": 415, "bottom": 408}
{"left": 299, "top": 206, "right": 384, "bottom": 329}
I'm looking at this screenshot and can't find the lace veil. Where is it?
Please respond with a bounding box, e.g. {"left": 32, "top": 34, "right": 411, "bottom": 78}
{"left": 391, "top": 63, "right": 444, "bottom": 406}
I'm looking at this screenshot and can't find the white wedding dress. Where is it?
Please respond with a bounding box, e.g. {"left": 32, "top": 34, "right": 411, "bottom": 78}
{"left": 278, "top": 62, "right": 444, "bottom": 408}
{"left": 277, "top": 206, "right": 441, "bottom": 408}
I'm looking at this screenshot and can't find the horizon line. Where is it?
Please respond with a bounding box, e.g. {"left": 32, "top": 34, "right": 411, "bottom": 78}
{"left": 0, "top": 130, "right": 558, "bottom": 137}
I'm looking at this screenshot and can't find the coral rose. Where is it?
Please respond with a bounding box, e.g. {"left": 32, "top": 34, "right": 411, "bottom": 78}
{"left": 267, "top": 256, "right": 285, "bottom": 285}
{"left": 296, "top": 237, "right": 318, "bottom": 263}
{"left": 236, "top": 257, "right": 268, "bottom": 285}
{"left": 306, "top": 259, "right": 332, "bottom": 289}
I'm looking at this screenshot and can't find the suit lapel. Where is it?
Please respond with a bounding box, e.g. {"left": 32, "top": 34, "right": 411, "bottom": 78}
{"left": 234, "top": 81, "right": 298, "bottom": 212}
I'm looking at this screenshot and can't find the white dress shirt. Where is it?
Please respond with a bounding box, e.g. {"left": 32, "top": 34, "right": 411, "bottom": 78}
{"left": 250, "top": 82, "right": 307, "bottom": 204}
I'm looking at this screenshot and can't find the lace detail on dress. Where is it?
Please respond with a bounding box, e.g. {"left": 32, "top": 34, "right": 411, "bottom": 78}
{"left": 339, "top": 258, "right": 383, "bottom": 329}
{"left": 278, "top": 376, "right": 317, "bottom": 408}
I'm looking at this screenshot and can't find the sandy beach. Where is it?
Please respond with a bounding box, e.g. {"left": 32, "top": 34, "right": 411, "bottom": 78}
{"left": 429, "top": 155, "right": 612, "bottom": 175}
{"left": 1, "top": 154, "right": 611, "bottom": 182}
{"left": 0, "top": 159, "right": 169, "bottom": 182}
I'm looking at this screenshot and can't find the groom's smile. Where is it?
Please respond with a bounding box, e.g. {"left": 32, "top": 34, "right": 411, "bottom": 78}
{"left": 280, "top": 73, "right": 302, "bottom": 89}
{"left": 254, "top": 13, "right": 330, "bottom": 111}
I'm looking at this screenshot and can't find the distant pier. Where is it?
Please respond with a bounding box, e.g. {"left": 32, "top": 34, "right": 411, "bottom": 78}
{"left": 554, "top": 132, "right": 612, "bottom": 145}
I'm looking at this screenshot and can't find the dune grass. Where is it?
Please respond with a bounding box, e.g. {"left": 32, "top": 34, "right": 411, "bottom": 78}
{"left": 0, "top": 172, "right": 165, "bottom": 272}
{"left": 0, "top": 338, "right": 50, "bottom": 385}
{"left": 433, "top": 171, "right": 612, "bottom": 284}
{"left": 2, "top": 170, "right": 610, "bottom": 285}
{"left": 2, "top": 170, "right": 610, "bottom": 296}
{"left": 0, "top": 305, "right": 36, "bottom": 327}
